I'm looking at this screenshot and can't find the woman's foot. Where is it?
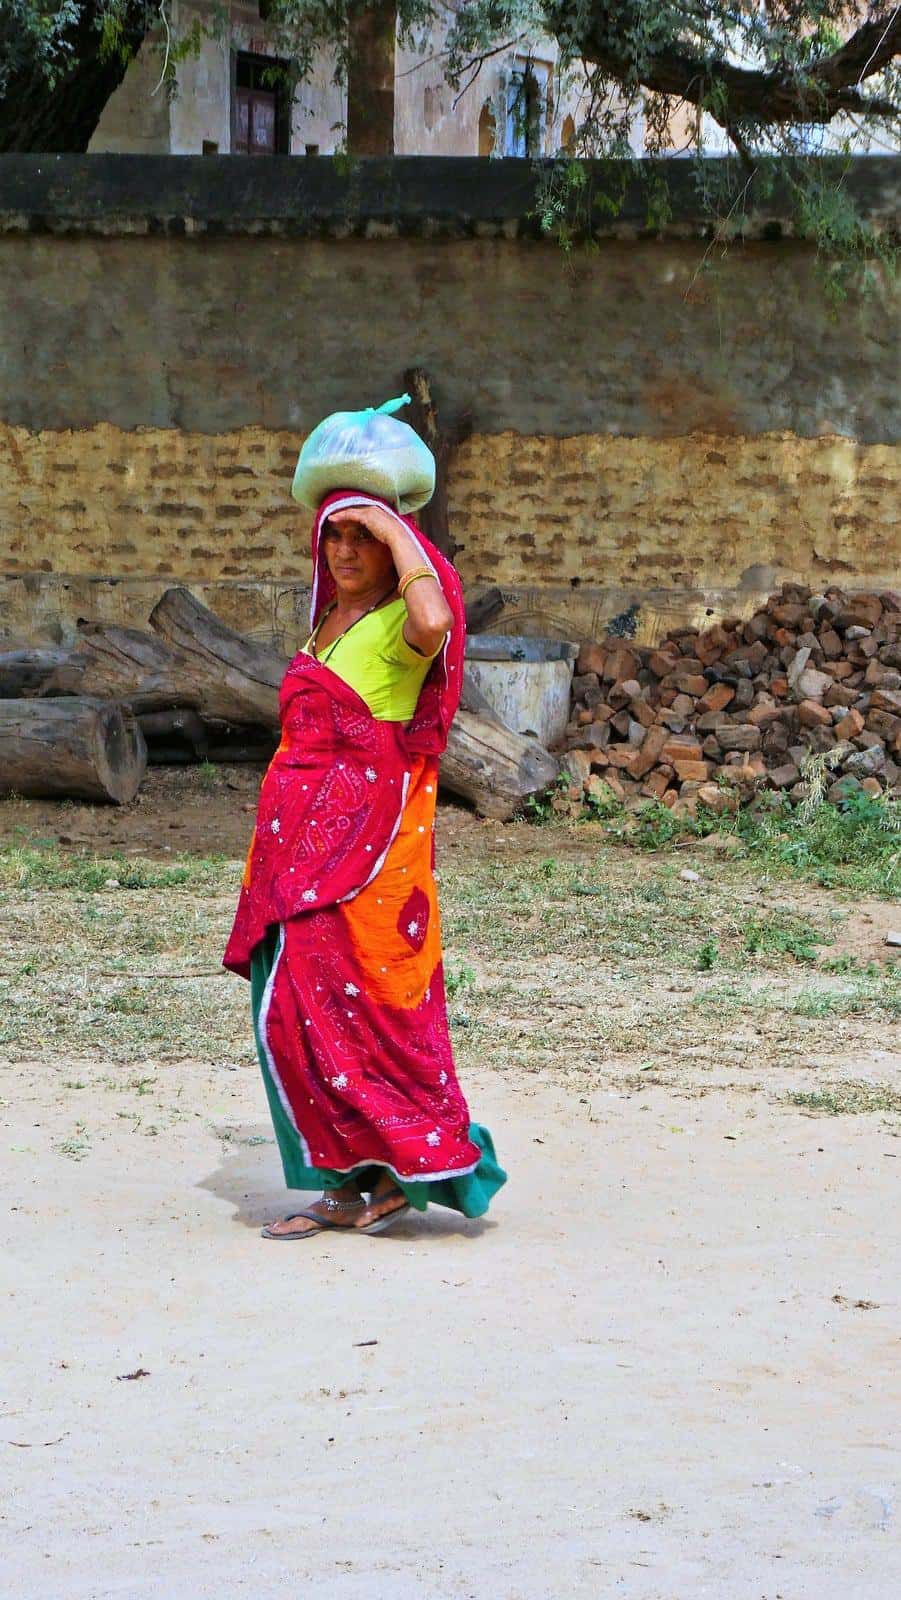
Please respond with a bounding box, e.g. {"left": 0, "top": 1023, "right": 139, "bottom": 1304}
{"left": 261, "top": 1184, "right": 365, "bottom": 1239}
{"left": 355, "top": 1174, "right": 410, "bottom": 1231}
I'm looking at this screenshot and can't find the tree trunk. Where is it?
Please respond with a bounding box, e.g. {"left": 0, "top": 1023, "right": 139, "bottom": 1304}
{"left": 403, "top": 367, "right": 472, "bottom": 560}
{"left": 439, "top": 710, "right": 560, "bottom": 822}
{"left": 138, "top": 709, "right": 277, "bottom": 766}
{"left": 148, "top": 588, "right": 285, "bottom": 724}
{"left": 0, "top": 698, "right": 147, "bottom": 803}
{"left": 346, "top": 1, "right": 397, "bottom": 156}
{"left": 42, "top": 623, "right": 200, "bottom": 712}
{"left": 0, "top": 648, "right": 74, "bottom": 698}
{"left": 464, "top": 587, "right": 505, "bottom": 636}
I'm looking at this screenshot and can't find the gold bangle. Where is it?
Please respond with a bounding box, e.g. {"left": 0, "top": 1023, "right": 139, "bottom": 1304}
{"left": 398, "top": 566, "right": 436, "bottom": 597}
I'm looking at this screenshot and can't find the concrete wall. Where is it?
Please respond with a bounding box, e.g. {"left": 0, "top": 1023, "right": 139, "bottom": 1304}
{"left": 1, "top": 156, "right": 898, "bottom": 650}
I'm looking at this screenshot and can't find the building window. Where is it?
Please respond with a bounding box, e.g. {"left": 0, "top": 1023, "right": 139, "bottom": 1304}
{"left": 478, "top": 101, "right": 496, "bottom": 156}
{"left": 233, "top": 52, "right": 290, "bottom": 155}
{"left": 505, "top": 59, "right": 550, "bottom": 157}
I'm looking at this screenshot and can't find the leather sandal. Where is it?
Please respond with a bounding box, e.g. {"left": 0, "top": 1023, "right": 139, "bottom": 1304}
{"left": 260, "top": 1193, "right": 365, "bottom": 1240}
{"left": 356, "top": 1188, "right": 411, "bottom": 1235}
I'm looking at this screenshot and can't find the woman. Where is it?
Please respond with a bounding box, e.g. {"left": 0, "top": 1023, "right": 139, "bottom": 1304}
{"left": 223, "top": 487, "right": 507, "bottom": 1237}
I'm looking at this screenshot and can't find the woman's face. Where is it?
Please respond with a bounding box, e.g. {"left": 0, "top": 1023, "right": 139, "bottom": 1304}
{"left": 321, "top": 517, "right": 396, "bottom": 599}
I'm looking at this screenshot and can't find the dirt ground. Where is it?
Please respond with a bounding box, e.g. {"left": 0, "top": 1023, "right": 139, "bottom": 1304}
{"left": 1, "top": 769, "right": 899, "bottom": 1600}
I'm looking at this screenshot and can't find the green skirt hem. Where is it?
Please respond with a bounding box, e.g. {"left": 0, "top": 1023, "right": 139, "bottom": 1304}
{"left": 250, "top": 927, "right": 506, "bottom": 1218}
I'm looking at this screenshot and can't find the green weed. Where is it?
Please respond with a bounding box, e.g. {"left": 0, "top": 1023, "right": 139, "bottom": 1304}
{"left": 56, "top": 1124, "right": 91, "bottom": 1160}
{"left": 556, "top": 788, "right": 901, "bottom": 899}
{"left": 742, "top": 915, "right": 827, "bottom": 964}
{"left": 445, "top": 964, "right": 475, "bottom": 999}
{"left": 697, "top": 939, "right": 719, "bottom": 970}
{"left": 785, "top": 1082, "right": 901, "bottom": 1117}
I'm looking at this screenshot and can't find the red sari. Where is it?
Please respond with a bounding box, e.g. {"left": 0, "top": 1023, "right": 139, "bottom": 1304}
{"left": 223, "top": 493, "right": 505, "bottom": 1211}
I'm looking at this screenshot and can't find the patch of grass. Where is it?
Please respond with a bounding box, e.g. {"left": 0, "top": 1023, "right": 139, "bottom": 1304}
{"left": 785, "top": 1082, "right": 901, "bottom": 1117}
{"left": 445, "top": 964, "right": 475, "bottom": 998}
{"left": 791, "top": 969, "right": 901, "bottom": 1019}
{"left": 742, "top": 914, "right": 828, "bottom": 964}
{"left": 56, "top": 1124, "right": 91, "bottom": 1160}
{"left": 559, "top": 788, "right": 901, "bottom": 900}
{"left": 697, "top": 939, "right": 719, "bottom": 970}
{"left": 0, "top": 842, "right": 231, "bottom": 895}
{"left": 197, "top": 760, "right": 219, "bottom": 792}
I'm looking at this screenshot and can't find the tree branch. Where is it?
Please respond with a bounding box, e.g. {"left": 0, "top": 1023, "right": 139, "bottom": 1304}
{"left": 560, "top": 5, "right": 901, "bottom": 127}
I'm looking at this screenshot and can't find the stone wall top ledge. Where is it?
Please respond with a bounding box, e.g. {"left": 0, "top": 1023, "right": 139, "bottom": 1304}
{"left": 1, "top": 153, "right": 897, "bottom": 240}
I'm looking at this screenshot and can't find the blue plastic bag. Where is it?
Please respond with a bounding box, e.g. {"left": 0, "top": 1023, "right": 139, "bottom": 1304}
{"left": 291, "top": 395, "right": 436, "bottom": 514}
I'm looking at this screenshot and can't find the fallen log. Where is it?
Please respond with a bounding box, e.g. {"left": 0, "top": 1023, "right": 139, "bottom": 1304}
{"left": 0, "top": 647, "right": 74, "bottom": 698}
{"left": 0, "top": 697, "right": 147, "bottom": 803}
{"left": 439, "top": 709, "right": 560, "bottom": 821}
{"left": 42, "top": 623, "right": 198, "bottom": 713}
{"left": 149, "top": 587, "right": 285, "bottom": 724}
{"left": 138, "top": 708, "right": 210, "bottom": 764}
{"left": 138, "top": 709, "right": 278, "bottom": 766}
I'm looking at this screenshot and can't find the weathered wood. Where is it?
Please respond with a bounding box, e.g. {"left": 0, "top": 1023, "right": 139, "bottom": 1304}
{"left": 148, "top": 587, "right": 285, "bottom": 724}
{"left": 138, "top": 709, "right": 277, "bottom": 766}
{"left": 403, "top": 366, "right": 472, "bottom": 560}
{"left": 439, "top": 709, "right": 560, "bottom": 821}
{"left": 464, "top": 587, "right": 505, "bottom": 635}
{"left": 0, "top": 647, "right": 74, "bottom": 698}
{"left": 0, "top": 697, "right": 146, "bottom": 803}
{"left": 43, "top": 623, "right": 199, "bottom": 712}
{"left": 138, "top": 708, "right": 210, "bottom": 765}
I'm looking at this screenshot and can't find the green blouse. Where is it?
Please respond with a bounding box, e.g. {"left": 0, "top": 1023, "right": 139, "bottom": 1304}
{"left": 306, "top": 596, "right": 440, "bottom": 721}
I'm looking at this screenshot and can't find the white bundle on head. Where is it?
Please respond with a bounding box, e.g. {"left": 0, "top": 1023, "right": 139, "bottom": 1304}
{"left": 291, "top": 395, "right": 436, "bottom": 514}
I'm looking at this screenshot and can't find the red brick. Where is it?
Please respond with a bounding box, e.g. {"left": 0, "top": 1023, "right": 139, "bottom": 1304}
{"left": 798, "top": 699, "right": 833, "bottom": 729}
{"left": 641, "top": 770, "right": 671, "bottom": 800}
{"left": 576, "top": 642, "right": 607, "bottom": 676}
{"left": 674, "top": 759, "right": 711, "bottom": 782}
{"left": 661, "top": 736, "right": 703, "bottom": 764}
{"left": 697, "top": 682, "right": 735, "bottom": 714}
{"left": 629, "top": 698, "right": 656, "bottom": 729}
{"left": 834, "top": 708, "right": 865, "bottom": 740}
{"left": 630, "top": 724, "right": 669, "bottom": 778}
{"left": 602, "top": 646, "right": 640, "bottom": 684}
{"left": 766, "top": 761, "right": 801, "bottom": 788}
{"left": 608, "top": 746, "right": 644, "bottom": 773}
{"left": 649, "top": 650, "right": 679, "bottom": 678}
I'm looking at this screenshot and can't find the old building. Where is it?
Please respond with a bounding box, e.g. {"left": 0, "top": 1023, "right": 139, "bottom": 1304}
{"left": 87, "top": 2, "right": 631, "bottom": 159}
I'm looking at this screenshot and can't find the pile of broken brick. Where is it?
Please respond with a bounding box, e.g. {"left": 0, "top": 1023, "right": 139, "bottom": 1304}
{"left": 560, "top": 583, "right": 901, "bottom": 817}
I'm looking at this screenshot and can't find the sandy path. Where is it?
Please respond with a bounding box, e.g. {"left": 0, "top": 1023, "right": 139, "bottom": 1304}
{"left": 2, "top": 1056, "right": 898, "bottom": 1600}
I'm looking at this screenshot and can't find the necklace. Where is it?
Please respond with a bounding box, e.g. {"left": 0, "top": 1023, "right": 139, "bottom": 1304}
{"left": 311, "top": 583, "right": 398, "bottom": 664}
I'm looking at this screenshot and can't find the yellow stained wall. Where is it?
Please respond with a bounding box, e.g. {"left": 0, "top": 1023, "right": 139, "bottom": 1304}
{"left": 1, "top": 422, "right": 898, "bottom": 648}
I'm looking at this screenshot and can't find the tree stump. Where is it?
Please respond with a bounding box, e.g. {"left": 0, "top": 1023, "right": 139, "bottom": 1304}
{"left": 0, "top": 698, "right": 147, "bottom": 803}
